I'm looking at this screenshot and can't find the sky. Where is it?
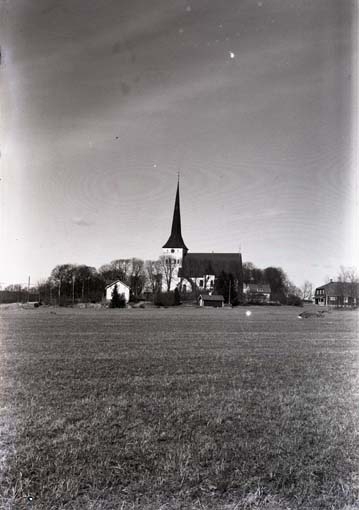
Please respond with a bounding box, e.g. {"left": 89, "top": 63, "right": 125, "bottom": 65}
{"left": 0, "top": 0, "right": 357, "bottom": 289}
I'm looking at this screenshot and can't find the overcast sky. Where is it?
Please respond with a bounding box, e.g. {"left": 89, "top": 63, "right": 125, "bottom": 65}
{"left": 0, "top": 0, "right": 357, "bottom": 289}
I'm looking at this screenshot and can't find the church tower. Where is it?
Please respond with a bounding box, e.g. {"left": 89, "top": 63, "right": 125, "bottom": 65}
{"left": 161, "top": 180, "right": 188, "bottom": 291}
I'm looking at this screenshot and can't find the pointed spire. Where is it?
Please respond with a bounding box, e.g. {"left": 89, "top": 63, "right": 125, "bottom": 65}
{"left": 162, "top": 180, "right": 188, "bottom": 253}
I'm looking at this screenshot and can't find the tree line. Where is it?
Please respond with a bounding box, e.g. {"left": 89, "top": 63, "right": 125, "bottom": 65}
{"left": 1, "top": 258, "right": 167, "bottom": 305}
{"left": 2, "top": 256, "right": 356, "bottom": 306}
{"left": 1, "top": 258, "right": 304, "bottom": 305}
{"left": 42, "top": 258, "right": 163, "bottom": 305}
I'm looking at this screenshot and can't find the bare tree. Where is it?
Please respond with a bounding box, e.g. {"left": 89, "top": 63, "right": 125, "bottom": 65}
{"left": 145, "top": 260, "right": 162, "bottom": 294}
{"left": 110, "top": 259, "right": 132, "bottom": 284}
{"left": 301, "top": 280, "right": 313, "bottom": 301}
{"left": 159, "top": 256, "right": 177, "bottom": 292}
{"left": 5, "top": 283, "right": 23, "bottom": 292}
{"left": 243, "top": 262, "right": 264, "bottom": 284}
{"left": 49, "top": 264, "right": 76, "bottom": 304}
{"left": 338, "top": 266, "right": 358, "bottom": 284}
{"left": 337, "top": 266, "right": 358, "bottom": 307}
{"left": 130, "top": 258, "right": 146, "bottom": 297}
{"left": 98, "top": 259, "right": 132, "bottom": 285}
{"left": 68, "top": 265, "right": 93, "bottom": 301}
{"left": 98, "top": 263, "right": 118, "bottom": 285}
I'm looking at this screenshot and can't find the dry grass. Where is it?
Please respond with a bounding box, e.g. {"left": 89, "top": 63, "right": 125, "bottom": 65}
{"left": 0, "top": 306, "right": 358, "bottom": 509}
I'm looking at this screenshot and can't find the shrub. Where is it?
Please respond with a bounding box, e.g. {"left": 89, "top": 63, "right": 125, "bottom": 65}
{"left": 231, "top": 296, "right": 242, "bottom": 306}
{"left": 287, "top": 293, "right": 303, "bottom": 306}
{"left": 110, "top": 285, "right": 126, "bottom": 308}
{"left": 174, "top": 288, "right": 181, "bottom": 305}
{"left": 154, "top": 291, "right": 176, "bottom": 307}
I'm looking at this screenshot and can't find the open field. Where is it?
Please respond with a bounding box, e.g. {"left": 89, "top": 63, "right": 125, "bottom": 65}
{"left": 0, "top": 305, "right": 358, "bottom": 510}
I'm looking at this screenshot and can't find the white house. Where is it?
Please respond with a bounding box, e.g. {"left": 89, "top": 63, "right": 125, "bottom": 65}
{"left": 243, "top": 283, "right": 271, "bottom": 303}
{"left": 105, "top": 280, "right": 130, "bottom": 303}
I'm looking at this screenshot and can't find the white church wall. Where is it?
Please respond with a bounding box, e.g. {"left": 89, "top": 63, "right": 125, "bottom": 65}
{"left": 181, "top": 275, "right": 216, "bottom": 292}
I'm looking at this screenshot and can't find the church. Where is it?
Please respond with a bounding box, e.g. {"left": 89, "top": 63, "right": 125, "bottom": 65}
{"left": 161, "top": 181, "right": 243, "bottom": 297}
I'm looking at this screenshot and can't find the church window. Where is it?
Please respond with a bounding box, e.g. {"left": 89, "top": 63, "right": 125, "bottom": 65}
{"left": 199, "top": 279, "right": 204, "bottom": 287}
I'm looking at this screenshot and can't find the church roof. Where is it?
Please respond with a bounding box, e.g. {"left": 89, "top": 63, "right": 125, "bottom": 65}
{"left": 162, "top": 181, "right": 188, "bottom": 252}
{"left": 180, "top": 253, "right": 243, "bottom": 278}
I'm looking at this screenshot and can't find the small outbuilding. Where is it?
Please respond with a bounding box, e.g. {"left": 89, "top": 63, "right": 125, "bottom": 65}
{"left": 198, "top": 294, "right": 224, "bottom": 308}
{"left": 105, "top": 280, "right": 130, "bottom": 304}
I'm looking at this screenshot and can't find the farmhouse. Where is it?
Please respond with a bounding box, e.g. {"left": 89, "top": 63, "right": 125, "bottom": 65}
{"left": 314, "top": 281, "right": 359, "bottom": 307}
{"left": 105, "top": 280, "right": 130, "bottom": 303}
{"left": 243, "top": 283, "right": 271, "bottom": 303}
{"left": 198, "top": 294, "right": 224, "bottom": 308}
{"left": 162, "top": 181, "right": 243, "bottom": 295}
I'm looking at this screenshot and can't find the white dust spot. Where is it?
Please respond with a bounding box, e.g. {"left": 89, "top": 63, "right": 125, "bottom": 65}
{"left": 186, "top": 5, "right": 191, "bottom": 12}
{"left": 229, "top": 51, "right": 235, "bottom": 59}
{"left": 246, "top": 310, "right": 252, "bottom": 317}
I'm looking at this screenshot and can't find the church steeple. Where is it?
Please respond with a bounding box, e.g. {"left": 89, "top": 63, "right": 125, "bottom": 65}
{"left": 162, "top": 180, "right": 188, "bottom": 254}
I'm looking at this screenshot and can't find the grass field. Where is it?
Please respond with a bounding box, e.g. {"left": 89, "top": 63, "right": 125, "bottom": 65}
{"left": 0, "top": 305, "right": 358, "bottom": 510}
